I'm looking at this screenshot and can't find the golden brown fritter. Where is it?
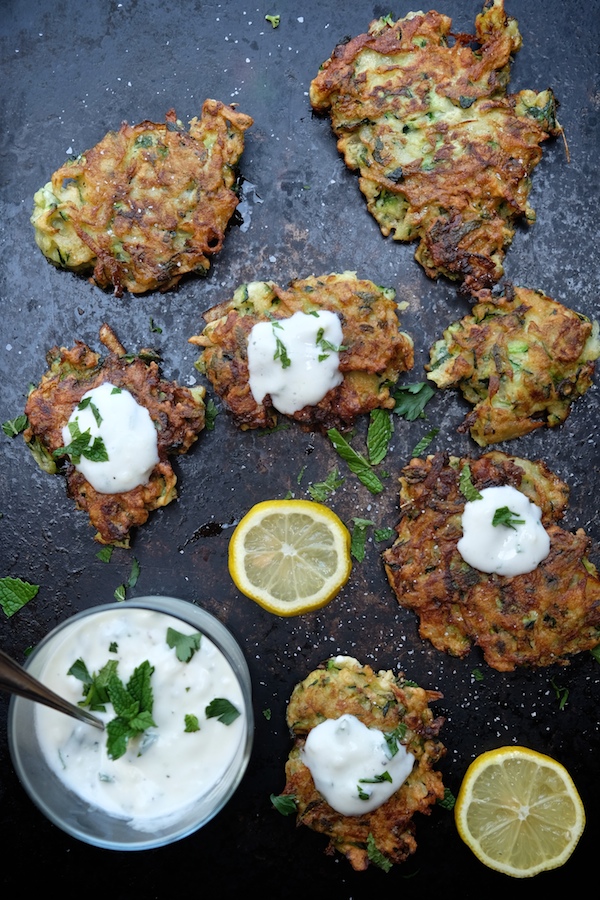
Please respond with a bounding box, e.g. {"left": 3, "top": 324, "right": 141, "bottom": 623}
{"left": 23, "top": 324, "right": 206, "bottom": 546}
{"left": 278, "top": 656, "right": 445, "bottom": 872}
{"left": 383, "top": 452, "right": 600, "bottom": 671}
{"left": 309, "top": 0, "right": 562, "bottom": 293}
{"left": 189, "top": 272, "right": 414, "bottom": 431}
{"left": 31, "top": 100, "right": 253, "bottom": 296}
{"left": 426, "top": 285, "right": 600, "bottom": 446}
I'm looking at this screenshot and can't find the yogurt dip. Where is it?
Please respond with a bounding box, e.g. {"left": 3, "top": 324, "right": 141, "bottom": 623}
{"left": 458, "top": 484, "right": 550, "bottom": 576}
{"left": 34, "top": 606, "right": 248, "bottom": 830}
{"left": 247, "top": 310, "right": 344, "bottom": 414}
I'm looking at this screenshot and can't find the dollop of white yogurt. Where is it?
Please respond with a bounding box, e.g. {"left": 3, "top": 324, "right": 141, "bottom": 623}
{"left": 247, "top": 310, "right": 344, "bottom": 414}
{"left": 458, "top": 484, "right": 550, "bottom": 576}
{"left": 61, "top": 382, "right": 159, "bottom": 493}
{"left": 301, "top": 713, "right": 415, "bottom": 816}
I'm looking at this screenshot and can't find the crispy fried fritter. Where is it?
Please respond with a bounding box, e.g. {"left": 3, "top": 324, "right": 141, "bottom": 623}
{"left": 23, "top": 324, "right": 206, "bottom": 546}
{"left": 383, "top": 452, "right": 600, "bottom": 671}
{"left": 31, "top": 100, "right": 253, "bottom": 296}
{"left": 189, "top": 271, "right": 414, "bottom": 431}
{"left": 309, "top": 0, "right": 561, "bottom": 293}
{"left": 279, "top": 656, "right": 445, "bottom": 872}
{"left": 426, "top": 285, "right": 600, "bottom": 446}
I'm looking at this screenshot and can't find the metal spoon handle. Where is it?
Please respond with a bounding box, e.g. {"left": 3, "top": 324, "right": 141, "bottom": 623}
{"left": 0, "top": 648, "right": 104, "bottom": 730}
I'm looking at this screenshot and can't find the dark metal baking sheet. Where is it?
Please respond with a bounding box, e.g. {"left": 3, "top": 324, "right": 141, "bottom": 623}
{"left": 1, "top": 0, "right": 599, "bottom": 895}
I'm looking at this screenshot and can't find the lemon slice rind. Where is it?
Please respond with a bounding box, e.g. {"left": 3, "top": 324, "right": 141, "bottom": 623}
{"left": 455, "top": 745, "right": 586, "bottom": 878}
{"left": 228, "top": 499, "right": 352, "bottom": 616}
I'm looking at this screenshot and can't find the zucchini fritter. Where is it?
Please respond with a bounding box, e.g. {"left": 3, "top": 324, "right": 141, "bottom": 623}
{"left": 383, "top": 452, "right": 600, "bottom": 671}
{"left": 426, "top": 285, "right": 600, "bottom": 446}
{"left": 31, "top": 100, "right": 253, "bottom": 296}
{"left": 279, "top": 656, "right": 445, "bottom": 872}
{"left": 189, "top": 271, "right": 414, "bottom": 431}
{"left": 310, "top": 0, "right": 561, "bottom": 293}
{"left": 23, "top": 324, "right": 206, "bottom": 546}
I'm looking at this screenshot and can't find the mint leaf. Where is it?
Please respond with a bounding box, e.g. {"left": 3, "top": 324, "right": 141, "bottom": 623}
{"left": 351, "top": 517, "right": 374, "bottom": 562}
{"left": 205, "top": 398, "right": 218, "bottom": 431}
{"left": 166, "top": 627, "right": 202, "bottom": 662}
{"left": 270, "top": 793, "right": 297, "bottom": 815}
{"left": 327, "top": 428, "right": 383, "bottom": 495}
{"left": 374, "top": 527, "right": 395, "bottom": 542}
{"left": 206, "top": 697, "right": 241, "bottom": 725}
{"left": 367, "top": 833, "right": 393, "bottom": 872}
{"left": 308, "top": 468, "right": 344, "bottom": 501}
{"left": 367, "top": 409, "right": 393, "bottom": 465}
{"left": 411, "top": 427, "right": 439, "bottom": 457}
{"left": 459, "top": 464, "right": 482, "bottom": 502}
{"left": 0, "top": 577, "right": 39, "bottom": 617}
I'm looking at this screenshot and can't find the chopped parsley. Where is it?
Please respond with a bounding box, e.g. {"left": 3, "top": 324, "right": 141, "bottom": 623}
{"left": 205, "top": 697, "right": 241, "bottom": 725}
{"left": 184, "top": 713, "right": 201, "bottom": 733}
{"left": 166, "top": 627, "right": 202, "bottom": 662}
{"left": 2, "top": 414, "right": 27, "bottom": 437}
{"left": 392, "top": 382, "right": 435, "bottom": 420}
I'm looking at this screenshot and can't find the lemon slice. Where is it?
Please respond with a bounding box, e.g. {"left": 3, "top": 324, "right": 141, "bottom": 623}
{"left": 455, "top": 746, "right": 585, "bottom": 878}
{"left": 228, "top": 499, "right": 351, "bottom": 616}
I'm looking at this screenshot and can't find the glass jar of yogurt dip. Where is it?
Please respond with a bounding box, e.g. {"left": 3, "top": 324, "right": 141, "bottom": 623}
{"left": 8, "top": 595, "right": 254, "bottom": 850}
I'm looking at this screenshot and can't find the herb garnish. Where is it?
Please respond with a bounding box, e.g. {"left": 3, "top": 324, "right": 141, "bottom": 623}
{"left": 205, "top": 697, "right": 241, "bottom": 725}
{"left": 327, "top": 428, "right": 383, "bottom": 495}
{"left": 2, "top": 414, "right": 27, "bottom": 437}
{"left": 367, "top": 408, "right": 393, "bottom": 465}
{"left": 271, "top": 322, "right": 291, "bottom": 369}
{"left": 308, "top": 468, "right": 344, "bottom": 501}
{"left": 411, "top": 426, "right": 439, "bottom": 457}
{"left": 53, "top": 419, "right": 109, "bottom": 464}
{"left": 367, "top": 833, "right": 393, "bottom": 872}
{"left": 270, "top": 793, "right": 297, "bottom": 815}
{"left": 492, "top": 506, "right": 525, "bottom": 529}
{"left": 350, "top": 517, "right": 374, "bottom": 562}
{"left": 184, "top": 714, "right": 201, "bottom": 733}
{"left": 359, "top": 771, "right": 392, "bottom": 785}
{"left": 265, "top": 14, "right": 280, "bottom": 27}
{"left": 383, "top": 723, "right": 407, "bottom": 757}
{"left": 166, "top": 627, "right": 202, "bottom": 662}
{"left": 392, "top": 382, "right": 435, "bottom": 420}
{"left": 459, "top": 464, "right": 482, "bottom": 502}
{"left": 0, "top": 576, "right": 39, "bottom": 617}
{"left": 71, "top": 658, "right": 156, "bottom": 760}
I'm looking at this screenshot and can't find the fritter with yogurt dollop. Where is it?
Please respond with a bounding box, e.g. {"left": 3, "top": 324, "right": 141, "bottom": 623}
{"left": 382, "top": 451, "right": 600, "bottom": 671}
{"left": 31, "top": 100, "right": 253, "bottom": 296}
{"left": 23, "top": 324, "right": 206, "bottom": 546}
{"left": 426, "top": 285, "right": 600, "bottom": 446}
{"left": 277, "top": 656, "right": 445, "bottom": 872}
{"left": 189, "top": 272, "right": 414, "bottom": 431}
{"left": 309, "top": 0, "right": 562, "bottom": 293}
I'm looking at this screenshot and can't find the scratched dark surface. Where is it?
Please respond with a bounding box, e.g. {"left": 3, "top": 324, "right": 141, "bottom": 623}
{"left": 0, "top": 1, "right": 599, "bottom": 896}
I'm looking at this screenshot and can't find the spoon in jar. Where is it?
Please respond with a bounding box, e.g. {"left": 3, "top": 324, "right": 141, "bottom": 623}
{"left": 0, "top": 648, "right": 105, "bottom": 730}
